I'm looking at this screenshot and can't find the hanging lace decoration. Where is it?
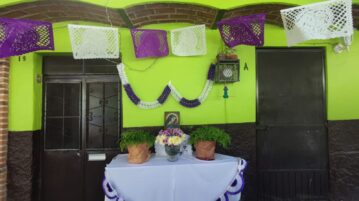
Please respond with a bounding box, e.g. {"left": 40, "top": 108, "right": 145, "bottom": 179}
{"left": 117, "top": 63, "right": 215, "bottom": 109}
{"left": 171, "top": 24, "right": 207, "bottom": 56}
{"left": 0, "top": 18, "right": 54, "bottom": 58}
{"left": 217, "top": 14, "right": 266, "bottom": 48}
{"left": 280, "top": 0, "right": 353, "bottom": 46}
{"left": 68, "top": 24, "right": 119, "bottom": 59}
{"left": 216, "top": 159, "right": 247, "bottom": 201}
{"left": 131, "top": 29, "right": 169, "bottom": 58}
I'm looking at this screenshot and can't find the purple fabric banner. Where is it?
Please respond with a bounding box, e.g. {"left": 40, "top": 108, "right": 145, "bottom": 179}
{"left": 130, "top": 28, "right": 169, "bottom": 58}
{"left": 0, "top": 18, "right": 54, "bottom": 58}
{"left": 217, "top": 14, "right": 266, "bottom": 48}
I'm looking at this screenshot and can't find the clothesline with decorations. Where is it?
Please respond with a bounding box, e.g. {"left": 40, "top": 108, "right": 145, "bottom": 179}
{"left": 0, "top": 0, "right": 354, "bottom": 59}
{"left": 117, "top": 63, "right": 215, "bottom": 109}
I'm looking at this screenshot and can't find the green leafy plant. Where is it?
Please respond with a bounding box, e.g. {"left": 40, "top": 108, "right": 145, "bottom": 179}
{"left": 119, "top": 130, "right": 155, "bottom": 151}
{"left": 189, "top": 126, "right": 231, "bottom": 148}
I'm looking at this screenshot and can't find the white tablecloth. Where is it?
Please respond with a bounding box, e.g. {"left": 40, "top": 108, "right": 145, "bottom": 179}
{"left": 104, "top": 154, "right": 244, "bottom": 201}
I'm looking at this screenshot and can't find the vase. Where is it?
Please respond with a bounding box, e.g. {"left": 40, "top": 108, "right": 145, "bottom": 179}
{"left": 165, "top": 145, "right": 180, "bottom": 162}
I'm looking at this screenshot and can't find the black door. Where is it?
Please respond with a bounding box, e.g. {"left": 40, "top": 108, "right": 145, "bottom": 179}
{"left": 256, "top": 48, "right": 328, "bottom": 201}
{"left": 42, "top": 57, "right": 121, "bottom": 201}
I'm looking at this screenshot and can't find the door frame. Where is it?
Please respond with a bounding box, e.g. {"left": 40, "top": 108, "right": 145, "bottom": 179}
{"left": 40, "top": 74, "right": 122, "bottom": 201}
{"left": 255, "top": 47, "right": 329, "bottom": 199}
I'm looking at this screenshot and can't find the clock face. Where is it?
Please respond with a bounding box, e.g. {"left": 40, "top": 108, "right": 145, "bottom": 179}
{"left": 223, "top": 68, "right": 233, "bottom": 78}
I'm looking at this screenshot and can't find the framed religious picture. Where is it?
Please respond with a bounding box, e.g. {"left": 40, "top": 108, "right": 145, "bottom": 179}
{"left": 164, "top": 112, "right": 180, "bottom": 129}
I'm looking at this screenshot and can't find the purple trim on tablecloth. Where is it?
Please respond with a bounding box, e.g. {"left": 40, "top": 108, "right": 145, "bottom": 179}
{"left": 124, "top": 84, "right": 140, "bottom": 105}
{"left": 102, "top": 177, "right": 117, "bottom": 199}
{"left": 0, "top": 18, "right": 54, "bottom": 58}
{"left": 130, "top": 28, "right": 169, "bottom": 58}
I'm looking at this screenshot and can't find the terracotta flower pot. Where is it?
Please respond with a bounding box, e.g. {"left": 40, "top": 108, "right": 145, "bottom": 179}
{"left": 127, "top": 143, "right": 151, "bottom": 164}
{"left": 195, "top": 141, "right": 216, "bottom": 160}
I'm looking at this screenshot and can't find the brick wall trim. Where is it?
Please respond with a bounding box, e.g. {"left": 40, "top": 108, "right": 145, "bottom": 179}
{"left": 0, "top": 58, "right": 9, "bottom": 201}
{"left": 0, "top": 1, "right": 358, "bottom": 29}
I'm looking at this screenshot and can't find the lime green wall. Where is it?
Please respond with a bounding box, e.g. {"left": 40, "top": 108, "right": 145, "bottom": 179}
{"left": 8, "top": 53, "right": 42, "bottom": 131}
{"left": 121, "top": 23, "right": 256, "bottom": 127}
{"left": 7, "top": 21, "right": 359, "bottom": 131}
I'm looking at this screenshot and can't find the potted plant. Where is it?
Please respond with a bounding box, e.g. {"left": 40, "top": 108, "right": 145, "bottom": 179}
{"left": 190, "top": 126, "right": 231, "bottom": 160}
{"left": 119, "top": 130, "right": 155, "bottom": 164}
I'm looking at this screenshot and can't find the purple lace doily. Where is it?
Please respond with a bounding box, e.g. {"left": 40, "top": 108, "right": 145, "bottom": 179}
{"left": 130, "top": 28, "right": 169, "bottom": 58}
{"left": 217, "top": 14, "right": 266, "bottom": 47}
{"left": 0, "top": 18, "right": 54, "bottom": 58}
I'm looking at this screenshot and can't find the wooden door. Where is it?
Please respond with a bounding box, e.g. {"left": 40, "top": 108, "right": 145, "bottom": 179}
{"left": 256, "top": 48, "right": 329, "bottom": 201}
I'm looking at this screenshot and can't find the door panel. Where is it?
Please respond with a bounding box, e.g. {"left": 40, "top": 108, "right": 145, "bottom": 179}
{"left": 256, "top": 48, "right": 328, "bottom": 201}
{"left": 84, "top": 151, "right": 119, "bottom": 201}
{"left": 43, "top": 77, "right": 120, "bottom": 201}
{"left": 84, "top": 80, "right": 120, "bottom": 201}
{"left": 257, "top": 125, "right": 327, "bottom": 169}
{"left": 257, "top": 49, "right": 325, "bottom": 125}
{"left": 42, "top": 151, "right": 82, "bottom": 201}
{"left": 43, "top": 82, "right": 82, "bottom": 201}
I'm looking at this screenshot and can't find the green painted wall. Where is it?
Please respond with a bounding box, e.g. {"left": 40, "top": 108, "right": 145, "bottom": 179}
{"left": 8, "top": 53, "right": 42, "bottom": 131}
{"left": 7, "top": 21, "right": 359, "bottom": 131}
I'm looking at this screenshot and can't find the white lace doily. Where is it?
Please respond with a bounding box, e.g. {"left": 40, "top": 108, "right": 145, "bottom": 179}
{"left": 281, "top": 0, "right": 353, "bottom": 46}
{"left": 171, "top": 24, "right": 207, "bottom": 56}
{"left": 68, "top": 24, "right": 119, "bottom": 59}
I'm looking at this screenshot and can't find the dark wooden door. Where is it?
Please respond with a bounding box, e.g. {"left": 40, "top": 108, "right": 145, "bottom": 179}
{"left": 43, "top": 80, "right": 83, "bottom": 201}
{"left": 84, "top": 79, "right": 121, "bottom": 201}
{"left": 256, "top": 48, "right": 329, "bottom": 201}
{"left": 42, "top": 57, "right": 121, "bottom": 201}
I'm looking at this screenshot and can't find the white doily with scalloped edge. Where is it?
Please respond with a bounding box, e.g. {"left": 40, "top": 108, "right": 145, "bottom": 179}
{"left": 68, "top": 24, "right": 119, "bottom": 59}
{"left": 280, "top": 0, "right": 353, "bottom": 46}
{"left": 171, "top": 24, "right": 207, "bottom": 56}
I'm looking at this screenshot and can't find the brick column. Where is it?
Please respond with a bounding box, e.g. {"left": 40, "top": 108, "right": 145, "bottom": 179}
{"left": 0, "top": 58, "right": 9, "bottom": 201}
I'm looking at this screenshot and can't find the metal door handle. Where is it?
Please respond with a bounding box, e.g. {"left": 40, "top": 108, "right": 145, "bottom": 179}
{"left": 87, "top": 112, "right": 93, "bottom": 121}
{"left": 88, "top": 153, "right": 106, "bottom": 161}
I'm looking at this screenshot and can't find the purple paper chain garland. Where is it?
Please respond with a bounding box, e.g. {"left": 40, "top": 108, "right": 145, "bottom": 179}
{"left": 157, "top": 85, "right": 171, "bottom": 104}
{"left": 179, "top": 98, "right": 201, "bottom": 108}
{"left": 207, "top": 63, "right": 216, "bottom": 81}
{"left": 122, "top": 64, "right": 214, "bottom": 108}
{"left": 123, "top": 84, "right": 141, "bottom": 105}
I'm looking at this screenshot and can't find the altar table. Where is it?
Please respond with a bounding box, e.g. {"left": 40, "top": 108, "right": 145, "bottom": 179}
{"left": 104, "top": 154, "right": 246, "bottom": 201}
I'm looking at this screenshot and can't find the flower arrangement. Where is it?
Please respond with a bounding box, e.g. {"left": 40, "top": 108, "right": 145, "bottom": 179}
{"left": 156, "top": 128, "right": 186, "bottom": 146}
